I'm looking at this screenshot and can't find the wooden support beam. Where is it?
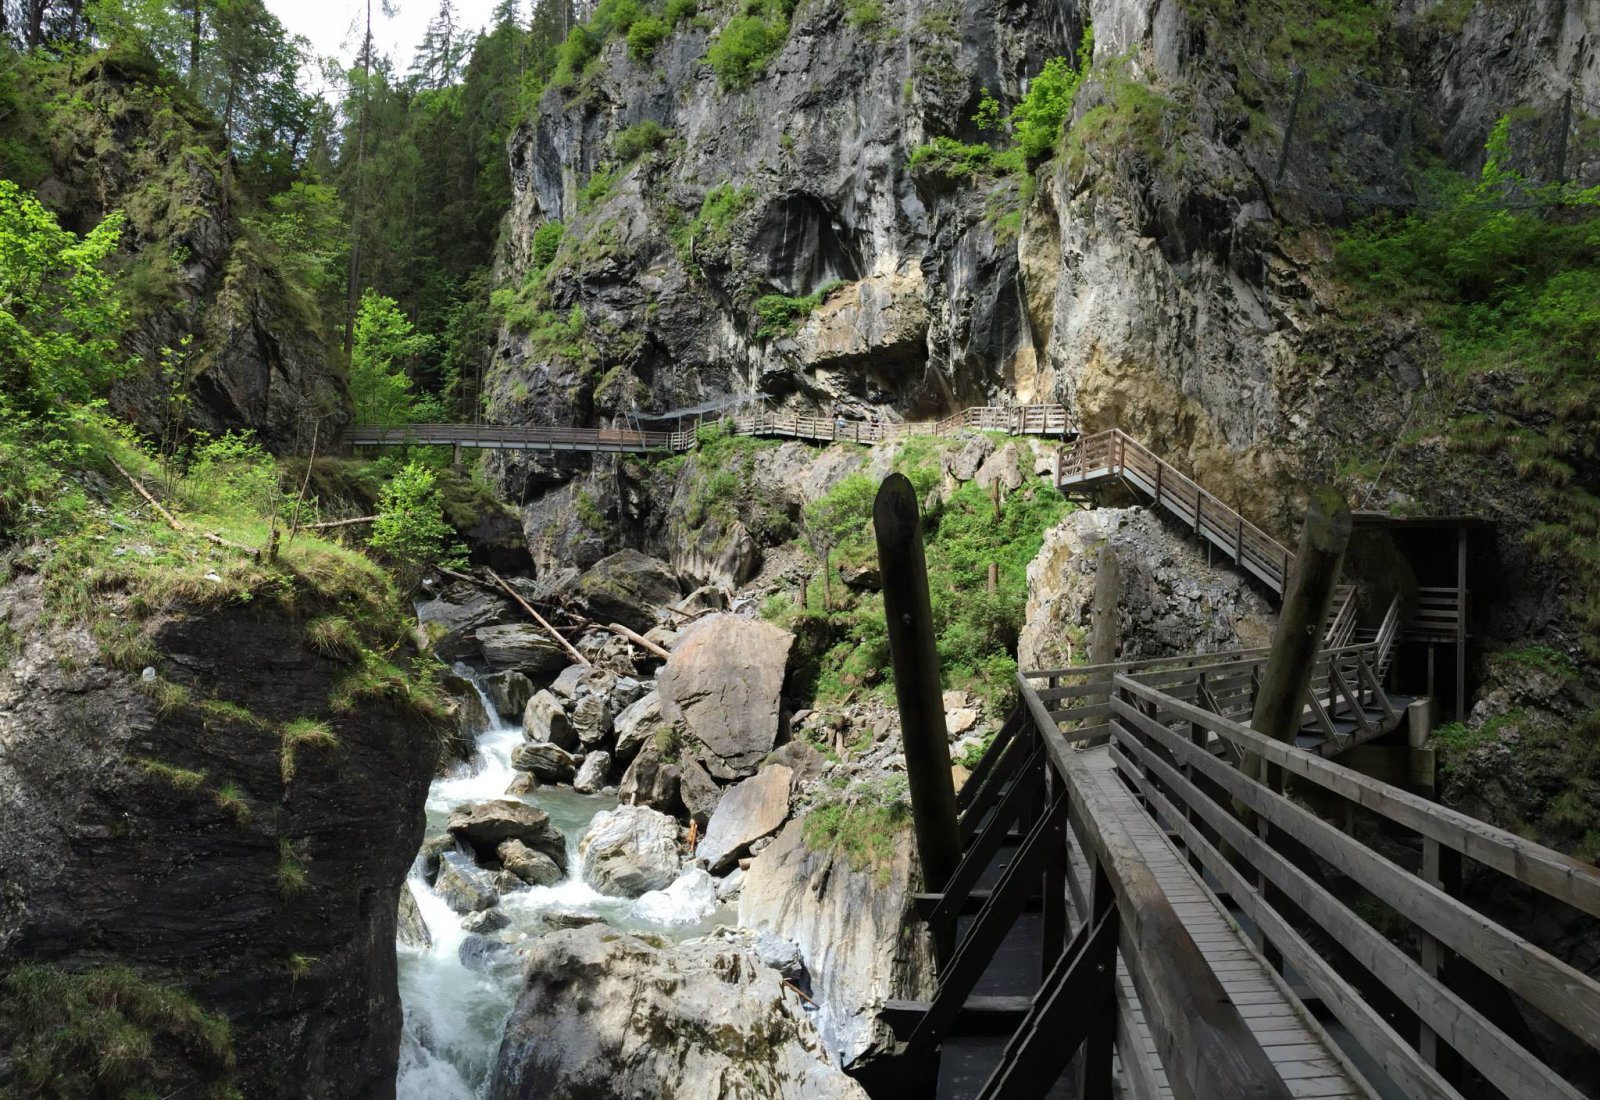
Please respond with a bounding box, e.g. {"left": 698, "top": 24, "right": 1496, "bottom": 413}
{"left": 1245, "top": 486, "right": 1351, "bottom": 789}
{"left": 875, "top": 474, "right": 961, "bottom": 901}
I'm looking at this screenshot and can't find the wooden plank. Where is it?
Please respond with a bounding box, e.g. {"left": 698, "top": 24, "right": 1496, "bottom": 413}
{"left": 1115, "top": 719, "right": 1582, "bottom": 1100}
{"left": 1111, "top": 676, "right": 1600, "bottom": 918}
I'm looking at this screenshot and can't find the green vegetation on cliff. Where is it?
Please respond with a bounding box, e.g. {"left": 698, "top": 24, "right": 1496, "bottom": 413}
{"left": 1337, "top": 120, "right": 1600, "bottom": 654}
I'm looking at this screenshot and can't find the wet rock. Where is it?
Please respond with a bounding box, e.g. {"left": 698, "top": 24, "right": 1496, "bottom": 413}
{"left": 548, "top": 664, "right": 586, "bottom": 701}
{"left": 397, "top": 887, "right": 431, "bottom": 949}
{"left": 447, "top": 799, "right": 567, "bottom": 870}
{"left": 569, "top": 693, "right": 614, "bottom": 746}
{"left": 505, "top": 772, "right": 538, "bottom": 796}
{"left": 715, "top": 867, "right": 745, "bottom": 902}
{"left": 522, "top": 689, "right": 576, "bottom": 749}
{"left": 578, "top": 804, "right": 682, "bottom": 898}
{"left": 460, "top": 933, "right": 518, "bottom": 974}
{"left": 573, "top": 750, "right": 611, "bottom": 794}
{"left": 476, "top": 623, "right": 569, "bottom": 675}
{"left": 511, "top": 741, "right": 578, "bottom": 783}
{"left": 612, "top": 691, "right": 664, "bottom": 762}
{"left": 462, "top": 907, "right": 511, "bottom": 934}
{"left": 541, "top": 909, "right": 602, "bottom": 931}
{"left": 634, "top": 867, "right": 718, "bottom": 926}
{"left": 441, "top": 670, "right": 492, "bottom": 747}
{"left": 435, "top": 851, "right": 499, "bottom": 914}
{"left": 699, "top": 765, "right": 794, "bottom": 874}
{"left": 677, "top": 758, "right": 722, "bottom": 829}
{"left": 489, "top": 926, "right": 868, "bottom": 1099}
{"left": 617, "top": 737, "right": 682, "bottom": 815}
{"left": 658, "top": 614, "right": 794, "bottom": 780}
{"left": 416, "top": 581, "right": 513, "bottom": 661}
{"left": 416, "top": 833, "right": 459, "bottom": 883}
{"left": 572, "top": 549, "right": 682, "bottom": 634}
{"left": 498, "top": 839, "right": 564, "bottom": 886}
{"left": 482, "top": 670, "right": 535, "bottom": 722}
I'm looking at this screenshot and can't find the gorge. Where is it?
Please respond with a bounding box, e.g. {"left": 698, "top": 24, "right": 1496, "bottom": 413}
{"left": 2, "top": 0, "right": 1600, "bottom": 1097}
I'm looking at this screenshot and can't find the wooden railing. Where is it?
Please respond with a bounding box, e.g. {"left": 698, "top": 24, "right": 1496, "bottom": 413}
{"left": 1058, "top": 430, "right": 1296, "bottom": 595}
{"left": 343, "top": 404, "right": 1070, "bottom": 454}
{"left": 1019, "top": 632, "right": 1402, "bottom": 758}
{"left": 1095, "top": 670, "right": 1600, "bottom": 1100}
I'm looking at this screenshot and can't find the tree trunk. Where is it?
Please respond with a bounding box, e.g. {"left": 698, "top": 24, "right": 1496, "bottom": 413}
{"left": 189, "top": 0, "right": 201, "bottom": 86}
{"left": 343, "top": 0, "right": 373, "bottom": 352}
{"left": 26, "top": 0, "right": 47, "bottom": 47}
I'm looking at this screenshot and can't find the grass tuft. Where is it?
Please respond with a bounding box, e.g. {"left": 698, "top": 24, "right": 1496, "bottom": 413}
{"left": 279, "top": 718, "right": 337, "bottom": 785}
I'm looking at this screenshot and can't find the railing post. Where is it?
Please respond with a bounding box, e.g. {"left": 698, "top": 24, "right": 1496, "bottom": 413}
{"left": 1420, "top": 837, "right": 1463, "bottom": 1081}
{"left": 874, "top": 474, "right": 962, "bottom": 911}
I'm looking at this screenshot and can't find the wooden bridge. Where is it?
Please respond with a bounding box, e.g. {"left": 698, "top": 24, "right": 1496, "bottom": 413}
{"left": 342, "top": 404, "right": 1070, "bottom": 454}
{"left": 886, "top": 655, "right": 1600, "bottom": 1099}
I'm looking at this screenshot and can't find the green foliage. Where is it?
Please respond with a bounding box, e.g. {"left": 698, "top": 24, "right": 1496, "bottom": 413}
{"left": 955, "top": 731, "right": 996, "bottom": 769}
{"left": 553, "top": 25, "right": 602, "bottom": 87}
{"left": 0, "top": 179, "right": 131, "bottom": 510}
{"left": 627, "top": 15, "right": 672, "bottom": 60}
{"left": 673, "top": 183, "right": 755, "bottom": 258}
{"left": 213, "top": 782, "right": 251, "bottom": 826}
{"left": 350, "top": 291, "right": 442, "bottom": 427}
{"left": 666, "top": 0, "right": 697, "bottom": 22}
{"left": 1497, "top": 645, "right": 1579, "bottom": 680}
{"left": 972, "top": 90, "right": 1002, "bottom": 134}
{"left": 1064, "top": 57, "right": 1186, "bottom": 175}
{"left": 614, "top": 119, "right": 669, "bottom": 161}
{"left": 592, "top": 0, "right": 646, "bottom": 37}
{"left": 579, "top": 165, "right": 620, "bottom": 211}
{"left": 532, "top": 221, "right": 565, "bottom": 269}
{"left": 1008, "top": 29, "right": 1092, "bottom": 162}
{"left": 1336, "top": 119, "right": 1600, "bottom": 652}
{"left": 306, "top": 615, "right": 362, "bottom": 661}
{"left": 707, "top": 0, "right": 794, "bottom": 89}
{"left": 0, "top": 963, "right": 238, "bottom": 1099}
{"left": 844, "top": 0, "right": 883, "bottom": 30}
{"left": 908, "top": 136, "right": 997, "bottom": 180}
{"left": 753, "top": 280, "right": 843, "bottom": 337}
{"left": 183, "top": 432, "right": 279, "bottom": 516}
{"left": 801, "top": 775, "right": 911, "bottom": 884}
{"left": 369, "top": 461, "right": 465, "bottom": 571}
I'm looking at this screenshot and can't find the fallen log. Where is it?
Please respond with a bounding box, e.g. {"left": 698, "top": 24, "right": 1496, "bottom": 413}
{"left": 484, "top": 567, "right": 590, "bottom": 668}
{"left": 607, "top": 622, "right": 670, "bottom": 660}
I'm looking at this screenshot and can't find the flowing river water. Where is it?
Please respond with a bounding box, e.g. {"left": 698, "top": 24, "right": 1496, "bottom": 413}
{"left": 395, "top": 670, "right": 734, "bottom": 1098}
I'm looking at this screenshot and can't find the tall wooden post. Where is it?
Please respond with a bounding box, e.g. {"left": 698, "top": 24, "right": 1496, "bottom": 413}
{"left": 875, "top": 474, "right": 961, "bottom": 912}
{"left": 987, "top": 562, "right": 998, "bottom": 595}
{"left": 1246, "top": 486, "right": 1352, "bottom": 785}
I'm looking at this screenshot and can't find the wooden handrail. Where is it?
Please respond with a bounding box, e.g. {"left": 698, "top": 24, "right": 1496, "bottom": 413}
{"left": 344, "top": 404, "right": 1070, "bottom": 455}
{"left": 1104, "top": 671, "right": 1600, "bottom": 1099}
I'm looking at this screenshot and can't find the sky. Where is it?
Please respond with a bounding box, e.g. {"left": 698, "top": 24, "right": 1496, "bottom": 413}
{"left": 265, "top": 0, "right": 504, "bottom": 86}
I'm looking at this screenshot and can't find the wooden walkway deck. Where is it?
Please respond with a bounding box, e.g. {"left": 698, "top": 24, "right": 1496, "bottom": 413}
{"left": 1072, "top": 748, "right": 1367, "bottom": 1100}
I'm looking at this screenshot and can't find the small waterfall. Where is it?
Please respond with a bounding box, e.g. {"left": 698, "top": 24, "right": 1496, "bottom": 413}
{"left": 395, "top": 665, "right": 729, "bottom": 1097}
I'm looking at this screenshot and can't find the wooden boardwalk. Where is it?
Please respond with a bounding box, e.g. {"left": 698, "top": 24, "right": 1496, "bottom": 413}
{"left": 343, "top": 403, "right": 1070, "bottom": 454}
{"left": 1073, "top": 747, "right": 1367, "bottom": 1100}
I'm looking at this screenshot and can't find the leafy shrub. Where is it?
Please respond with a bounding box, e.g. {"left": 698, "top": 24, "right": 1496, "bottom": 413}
{"left": 592, "top": 0, "right": 645, "bottom": 37}
{"left": 753, "top": 280, "right": 843, "bottom": 337}
{"left": 707, "top": 0, "right": 792, "bottom": 90}
{"left": 349, "top": 291, "right": 441, "bottom": 426}
{"left": 614, "top": 119, "right": 669, "bottom": 161}
{"left": 184, "top": 432, "right": 279, "bottom": 516}
{"left": 675, "top": 183, "right": 755, "bottom": 255}
{"left": 627, "top": 14, "right": 671, "bottom": 60}
{"left": 1009, "top": 30, "right": 1092, "bottom": 162}
{"left": 369, "top": 461, "right": 464, "bottom": 571}
{"left": 552, "top": 25, "right": 601, "bottom": 87}
{"left": 578, "top": 165, "right": 620, "bottom": 211}
{"left": 908, "top": 136, "right": 997, "bottom": 180}
{"left": 801, "top": 775, "right": 911, "bottom": 884}
{"left": 531, "top": 221, "right": 564, "bottom": 268}
{"left": 666, "top": 0, "right": 697, "bottom": 23}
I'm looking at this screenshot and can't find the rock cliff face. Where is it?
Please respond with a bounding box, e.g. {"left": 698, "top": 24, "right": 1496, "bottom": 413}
{"left": 2, "top": 55, "right": 345, "bottom": 450}
{"left": 0, "top": 571, "right": 439, "bottom": 1097}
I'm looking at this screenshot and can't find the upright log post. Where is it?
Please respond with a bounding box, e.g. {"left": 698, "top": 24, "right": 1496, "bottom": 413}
{"left": 1090, "top": 543, "right": 1120, "bottom": 667}
{"left": 875, "top": 474, "right": 961, "bottom": 921}
{"left": 1244, "top": 486, "right": 1352, "bottom": 789}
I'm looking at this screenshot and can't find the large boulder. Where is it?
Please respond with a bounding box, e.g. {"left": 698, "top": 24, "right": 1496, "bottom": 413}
{"left": 397, "top": 886, "right": 431, "bottom": 949}
{"left": 617, "top": 738, "right": 682, "bottom": 815}
{"left": 522, "top": 690, "right": 576, "bottom": 749}
{"left": 678, "top": 758, "right": 722, "bottom": 829}
{"left": 573, "top": 750, "right": 611, "bottom": 794}
{"left": 943, "top": 433, "right": 994, "bottom": 482}
{"left": 447, "top": 799, "right": 567, "bottom": 870}
{"left": 475, "top": 623, "right": 569, "bottom": 675}
{"left": 613, "top": 691, "right": 665, "bottom": 762}
{"left": 569, "top": 693, "right": 614, "bottom": 746}
{"left": 498, "top": 839, "right": 564, "bottom": 887}
{"left": 578, "top": 805, "right": 682, "bottom": 898}
{"left": 698, "top": 766, "right": 793, "bottom": 874}
{"left": 416, "top": 580, "right": 514, "bottom": 660}
{"left": 739, "top": 816, "right": 936, "bottom": 1067}
{"left": 974, "top": 440, "right": 1026, "bottom": 492}
{"left": 572, "top": 550, "right": 682, "bottom": 634}
{"left": 511, "top": 741, "right": 578, "bottom": 783}
{"left": 657, "top": 615, "right": 794, "bottom": 779}
{"left": 434, "top": 851, "right": 499, "bottom": 914}
{"left": 482, "top": 670, "right": 534, "bottom": 722}
{"left": 489, "top": 926, "right": 868, "bottom": 1100}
